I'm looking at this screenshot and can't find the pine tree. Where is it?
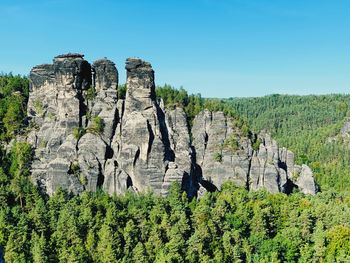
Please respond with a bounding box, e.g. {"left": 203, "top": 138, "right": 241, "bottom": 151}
{"left": 31, "top": 232, "right": 48, "bottom": 263}
{"left": 97, "top": 223, "right": 118, "bottom": 262}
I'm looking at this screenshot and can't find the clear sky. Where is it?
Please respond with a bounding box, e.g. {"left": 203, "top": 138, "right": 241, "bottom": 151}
{"left": 0, "top": 0, "right": 349, "bottom": 98}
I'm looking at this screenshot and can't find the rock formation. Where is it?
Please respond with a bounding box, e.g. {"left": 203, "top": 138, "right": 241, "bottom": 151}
{"left": 26, "top": 53, "right": 317, "bottom": 197}
{"left": 192, "top": 114, "right": 317, "bottom": 195}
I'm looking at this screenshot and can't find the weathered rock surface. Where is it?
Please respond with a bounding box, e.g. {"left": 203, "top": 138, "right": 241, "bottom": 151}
{"left": 26, "top": 53, "right": 317, "bottom": 197}
{"left": 249, "top": 133, "right": 286, "bottom": 193}
{"left": 192, "top": 115, "right": 317, "bottom": 195}
{"left": 106, "top": 58, "right": 192, "bottom": 197}
{"left": 28, "top": 53, "right": 92, "bottom": 195}
{"left": 293, "top": 165, "right": 318, "bottom": 195}
{"left": 192, "top": 110, "right": 252, "bottom": 191}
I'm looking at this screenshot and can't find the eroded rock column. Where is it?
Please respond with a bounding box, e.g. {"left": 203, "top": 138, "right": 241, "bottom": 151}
{"left": 28, "top": 53, "right": 92, "bottom": 195}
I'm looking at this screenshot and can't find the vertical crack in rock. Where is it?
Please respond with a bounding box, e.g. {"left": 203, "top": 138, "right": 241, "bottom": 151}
{"left": 97, "top": 161, "right": 104, "bottom": 189}
{"left": 146, "top": 120, "right": 155, "bottom": 158}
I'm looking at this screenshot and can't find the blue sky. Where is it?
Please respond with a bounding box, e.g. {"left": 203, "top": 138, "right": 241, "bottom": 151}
{"left": 0, "top": 0, "right": 349, "bottom": 97}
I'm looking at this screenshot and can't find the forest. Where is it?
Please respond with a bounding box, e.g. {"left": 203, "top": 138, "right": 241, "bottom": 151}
{"left": 0, "top": 75, "right": 349, "bottom": 262}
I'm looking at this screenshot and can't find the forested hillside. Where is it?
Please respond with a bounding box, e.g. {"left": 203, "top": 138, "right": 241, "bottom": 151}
{"left": 223, "top": 94, "right": 350, "bottom": 191}
{"left": 0, "top": 76, "right": 349, "bottom": 262}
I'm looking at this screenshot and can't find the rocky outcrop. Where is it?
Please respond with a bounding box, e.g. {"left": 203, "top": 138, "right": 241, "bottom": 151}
{"left": 164, "top": 108, "right": 194, "bottom": 196}
{"left": 107, "top": 58, "right": 190, "bottom": 197}
{"left": 294, "top": 165, "right": 318, "bottom": 194}
{"left": 192, "top": 110, "right": 252, "bottom": 190}
{"left": 28, "top": 53, "right": 92, "bottom": 196}
{"left": 192, "top": 115, "right": 317, "bottom": 195}
{"left": 27, "top": 55, "right": 193, "bottom": 197}
{"left": 26, "top": 53, "right": 317, "bottom": 198}
{"left": 249, "top": 134, "right": 287, "bottom": 193}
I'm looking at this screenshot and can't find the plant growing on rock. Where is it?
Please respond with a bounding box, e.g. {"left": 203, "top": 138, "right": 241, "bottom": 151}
{"left": 80, "top": 175, "right": 87, "bottom": 186}
{"left": 253, "top": 138, "right": 262, "bottom": 151}
{"left": 41, "top": 140, "right": 47, "bottom": 148}
{"left": 48, "top": 112, "right": 57, "bottom": 121}
{"left": 241, "top": 124, "right": 251, "bottom": 138}
{"left": 73, "top": 126, "right": 86, "bottom": 141}
{"left": 87, "top": 116, "right": 104, "bottom": 135}
{"left": 221, "top": 136, "right": 240, "bottom": 153}
{"left": 34, "top": 100, "right": 44, "bottom": 115}
{"left": 291, "top": 170, "right": 300, "bottom": 182}
{"left": 85, "top": 85, "right": 96, "bottom": 100}
{"left": 214, "top": 152, "right": 222, "bottom": 162}
{"left": 70, "top": 162, "right": 80, "bottom": 176}
{"left": 86, "top": 111, "right": 92, "bottom": 121}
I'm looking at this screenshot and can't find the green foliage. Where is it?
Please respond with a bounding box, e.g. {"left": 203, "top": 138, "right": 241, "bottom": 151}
{"left": 34, "top": 100, "right": 44, "bottom": 114}
{"left": 40, "top": 140, "right": 47, "bottom": 148}
{"left": 241, "top": 124, "right": 250, "bottom": 137}
{"left": 93, "top": 116, "right": 104, "bottom": 133}
{"left": 221, "top": 136, "right": 240, "bottom": 153}
{"left": 0, "top": 74, "right": 350, "bottom": 261}
{"left": 213, "top": 152, "right": 222, "bottom": 162}
{"left": 70, "top": 162, "right": 80, "bottom": 176}
{"left": 0, "top": 73, "right": 29, "bottom": 97}
{"left": 0, "top": 74, "right": 29, "bottom": 141}
{"left": 73, "top": 126, "right": 86, "bottom": 140}
{"left": 80, "top": 175, "right": 87, "bottom": 186}
{"left": 253, "top": 137, "right": 262, "bottom": 151}
{"left": 291, "top": 170, "right": 300, "bottom": 183}
{"left": 118, "top": 84, "right": 127, "bottom": 100}
{"left": 48, "top": 112, "right": 56, "bottom": 121}
{"left": 86, "top": 111, "right": 92, "bottom": 121}
{"left": 0, "top": 159, "right": 349, "bottom": 263}
{"left": 85, "top": 85, "right": 96, "bottom": 100}
{"left": 86, "top": 116, "right": 105, "bottom": 135}
{"left": 325, "top": 225, "right": 350, "bottom": 258}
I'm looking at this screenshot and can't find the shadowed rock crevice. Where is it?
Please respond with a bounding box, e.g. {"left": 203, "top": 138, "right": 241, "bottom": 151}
{"left": 146, "top": 121, "right": 154, "bottom": 157}
{"left": 97, "top": 162, "right": 104, "bottom": 189}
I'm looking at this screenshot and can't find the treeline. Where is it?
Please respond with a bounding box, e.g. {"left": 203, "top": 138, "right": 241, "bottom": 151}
{"left": 155, "top": 85, "right": 246, "bottom": 130}
{"left": 223, "top": 94, "right": 350, "bottom": 191}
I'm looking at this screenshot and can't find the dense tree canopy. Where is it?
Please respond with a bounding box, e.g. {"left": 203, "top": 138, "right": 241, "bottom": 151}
{"left": 0, "top": 74, "right": 29, "bottom": 141}
{"left": 1, "top": 173, "right": 350, "bottom": 262}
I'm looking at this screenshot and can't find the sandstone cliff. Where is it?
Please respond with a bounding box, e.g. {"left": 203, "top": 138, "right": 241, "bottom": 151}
{"left": 26, "top": 53, "right": 317, "bottom": 197}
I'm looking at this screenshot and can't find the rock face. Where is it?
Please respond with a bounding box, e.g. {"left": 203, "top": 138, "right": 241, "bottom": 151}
{"left": 191, "top": 114, "right": 317, "bottom": 195}
{"left": 28, "top": 53, "right": 92, "bottom": 195}
{"left": 294, "top": 165, "right": 318, "bottom": 195}
{"left": 107, "top": 58, "right": 190, "bottom": 197}
{"left": 249, "top": 134, "right": 287, "bottom": 193}
{"left": 26, "top": 53, "right": 317, "bottom": 197}
{"left": 192, "top": 110, "right": 252, "bottom": 190}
